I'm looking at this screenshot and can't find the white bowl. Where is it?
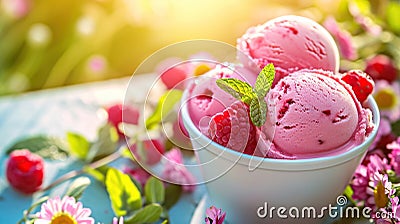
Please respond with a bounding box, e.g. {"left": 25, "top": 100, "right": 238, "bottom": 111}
{"left": 181, "top": 95, "right": 379, "bottom": 223}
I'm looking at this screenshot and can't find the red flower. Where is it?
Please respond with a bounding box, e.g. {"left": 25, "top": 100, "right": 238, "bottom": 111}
{"left": 365, "top": 55, "right": 398, "bottom": 83}
{"left": 106, "top": 103, "right": 139, "bottom": 137}
{"left": 6, "top": 149, "right": 44, "bottom": 194}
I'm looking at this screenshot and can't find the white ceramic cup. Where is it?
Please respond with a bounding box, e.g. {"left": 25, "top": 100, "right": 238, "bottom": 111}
{"left": 181, "top": 95, "right": 379, "bottom": 223}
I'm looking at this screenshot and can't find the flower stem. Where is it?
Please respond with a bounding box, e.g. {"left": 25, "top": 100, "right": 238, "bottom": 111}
{"left": 40, "top": 149, "right": 123, "bottom": 192}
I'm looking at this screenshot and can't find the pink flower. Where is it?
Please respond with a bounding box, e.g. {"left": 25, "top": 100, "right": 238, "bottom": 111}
{"left": 368, "top": 154, "right": 391, "bottom": 174}
{"left": 348, "top": 3, "right": 382, "bottom": 36}
{"left": 205, "top": 206, "right": 226, "bottom": 224}
{"left": 366, "top": 172, "right": 394, "bottom": 210}
{"left": 35, "top": 196, "right": 94, "bottom": 224}
{"left": 388, "top": 137, "right": 400, "bottom": 174}
{"left": 351, "top": 154, "right": 391, "bottom": 206}
{"left": 351, "top": 165, "right": 369, "bottom": 202}
{"left": 1, "top": 0, "right": 30, "bottom": 19}
{"left": 323, "top": 17, "right": 357, "bottom": 60}
{"left": 390, "top": 197, "right": 400, "bottom": 222}
{"left": 162, "top": 148, "right": 196, "bottom": 192}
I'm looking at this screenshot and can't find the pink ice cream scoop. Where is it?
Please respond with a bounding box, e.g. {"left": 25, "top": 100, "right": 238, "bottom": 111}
{"left": 262, "top": 69, "right": 373, "bottom": 158}
{"left": 237, "top": 15, "right": 340, "bottom": 85}
{"left": 187, "top": 64, "right": 257, "bottom": 133}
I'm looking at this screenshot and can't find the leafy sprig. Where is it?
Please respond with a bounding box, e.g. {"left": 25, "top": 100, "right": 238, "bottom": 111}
{"left": 216, "top": 63, "right": 275, "bottom": 127}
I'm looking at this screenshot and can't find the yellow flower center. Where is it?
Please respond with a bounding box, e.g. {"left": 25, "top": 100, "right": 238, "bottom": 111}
{"left": 374, "top": 181, "right": 389, "bottom": 209}
{"left": 51, "top": 213, "right": 78, "bottom": 224}
{"left": 374, "top": 88, "right": 397, "bottom": 109}
{"left": 194, "top": 64, "right": 211, "bottom": 76}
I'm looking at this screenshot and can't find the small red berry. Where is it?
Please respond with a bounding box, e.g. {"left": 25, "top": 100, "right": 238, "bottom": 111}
{"left": 106, "top": 104, "right": 139, "bottom": 137}
{"left": 6, "top": 149, "right": 44, "bottom": 194}
{"left": 341, "top": 70, "right": 375, "bottom": 103}
{"left": 208, "top": 101, "right": 257, "bottom": 155}
{"left": 365, "top": 55, "right": 398, "bottom": 83}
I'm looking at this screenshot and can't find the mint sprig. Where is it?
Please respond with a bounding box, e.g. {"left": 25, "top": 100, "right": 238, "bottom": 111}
{"left": 216, "top": 63, "right": 275, "bottom": 127}
{"left": 216, "top": 78, "right": 256, "bottom": 105}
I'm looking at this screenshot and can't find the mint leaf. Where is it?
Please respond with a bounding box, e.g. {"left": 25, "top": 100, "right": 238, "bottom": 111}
{"left": 216, "top": 78, "right": 255, "bottom": 105}
{"left": 163, "top": 184, "right": 182, "bottom": 209}
{"left": 145, "top": 177, "right": 165, "bottom": 204}
{"left": 6, "top": 136, "right": 69, "bottom": 160}
{"left": 255, "top": 63, "right": 275, "bottom": 97}
{"left": 66, "top": 132, "right": 90, "bottom": 160}
{"left": 250, "top": 97, "right": 267, "bottom": 127}
{"left": 105, "top": 168, "right": 142, "bottom": 216}
{"left": 125, "top": 203, "right": 162, "bottom": 224}
{"left": 87, "top": 124, "right": 118, "bottom": 162}
{"left": 146, "top": 89, "right": 183, "bottom": 130}
{"left": 65, "top": 177, "right": 91, "bottom": 200}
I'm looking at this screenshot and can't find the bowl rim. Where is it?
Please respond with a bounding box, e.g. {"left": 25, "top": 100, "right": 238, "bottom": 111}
{"left": 181, "top": 91, "right": 380, "bottom": 171}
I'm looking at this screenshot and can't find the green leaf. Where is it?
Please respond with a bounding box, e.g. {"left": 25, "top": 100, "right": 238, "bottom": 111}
{"left": 146, "top": 89, "right": 183, "bottom": 130}
{"left": 255, "top": 63, "right": 275, "bottom": 98}
{"left": 387, "top": 2, "right": 400, "bottom": 34}
{"left": 145, "top": 177, "right": 165, "bottom": 204}
{"left": 105, "top": 168, "right": 142, "bottom": 216}
{"left": 17, "top": 196, "right": 50, "bottom": 224}
{"left": 66, "top": 132, "right": 90, "bottom": 160}
{"left": 125, "top": 203, "right": 162, "bottom": 224}
{"left": 250, "top": 97, "right": 267, "bottom": 127}
{"left": 121, "top": 146, "right": 135, "bottom": 161}
{"left": 343, "top": 185, "right": 356, "bottom": 205}
{"left": 391, "top": 119, "right": 400, "bottom": 136}
{"left": 65, "top": 177, "right": 91, "bottom": 200}
{"left": 6, "top": 136, "right": 69, "bottom": 160}
{"left": 87, "top": 124, "right": 118, "bottom": 162}
{"left": 163, "top": 184, "right": 182, "bottom": 209}
{"left": 216, "top": 78, "right": 256, "bottom": 105}
{"left": 83, "top": 165, "right": 110, "bottom": 184}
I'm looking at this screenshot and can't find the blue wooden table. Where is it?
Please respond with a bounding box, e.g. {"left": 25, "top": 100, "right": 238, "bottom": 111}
{"left": 0, "top": 75, "right": 207, "bottom": 223}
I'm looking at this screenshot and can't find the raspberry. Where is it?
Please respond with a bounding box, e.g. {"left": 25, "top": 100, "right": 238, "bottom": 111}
{"left": 6, "top": 149, "right": 44, "bottom": 194}
{"left": 160, "top": 66, "right": 188, "bottom": 89}
{"left": 341, "top": 70, "right": 374, "bottom": 103}
{"left": 208, "top": 102, "right": 257, "bottom": 155}
{"left": 365, "top": 55, "right": 398, "bottom": 83}
{"left": 106, "top": 104, "right": 139, "bottom": 137}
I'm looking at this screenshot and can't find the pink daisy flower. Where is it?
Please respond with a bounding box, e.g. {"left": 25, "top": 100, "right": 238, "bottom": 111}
{"left": 351, "top": 154, "right": 392, "bottom": 207}
{"left": 388, "top": 137, "right": 400, "bottom": 174}
{"left": 35, "top": 196, "right": 94, "bottom": 224}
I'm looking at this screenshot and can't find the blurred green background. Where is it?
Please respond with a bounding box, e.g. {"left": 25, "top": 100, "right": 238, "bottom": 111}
{"left": 0, "top": 0, "right": 399, "bottom": 95}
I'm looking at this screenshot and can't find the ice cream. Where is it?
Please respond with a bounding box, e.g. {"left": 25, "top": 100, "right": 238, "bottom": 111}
{"left": 187, "top": 64, "right": 257, "bottom": 133}
{"left": 237, "top": 15, "right": 340, "bottom": 85}
{"left": 185, "top": 15, "right": 374, "bottom": 159}
{"left": 261, "top": 69, "right": 373, "bottom": 158}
